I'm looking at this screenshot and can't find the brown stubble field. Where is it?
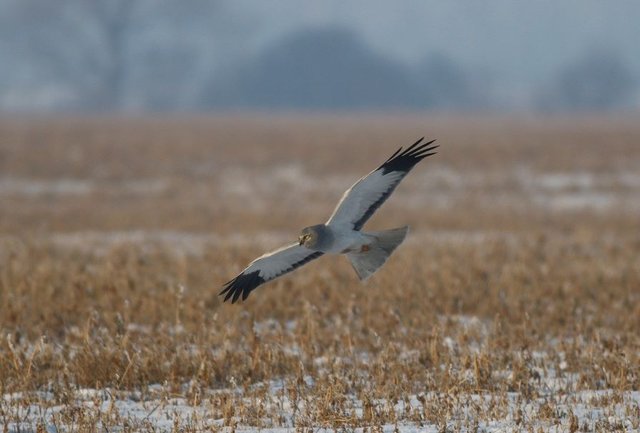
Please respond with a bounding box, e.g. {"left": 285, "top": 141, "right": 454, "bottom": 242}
{"left": 0, "top": 115, "right": 639, "bottom": 431}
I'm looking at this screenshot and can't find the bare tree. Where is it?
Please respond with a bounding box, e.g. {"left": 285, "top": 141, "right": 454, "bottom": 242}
{"left": 538, "top": 48, "right": 636, "bottom": 112}
{"left": 203, "top": 27, "right": 424, "bottom": 110}
{"left": 83, "top": 0, "right": 140, "bottom": 109}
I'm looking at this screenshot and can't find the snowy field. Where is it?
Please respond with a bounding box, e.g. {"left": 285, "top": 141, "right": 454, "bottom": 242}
{"left": 1, "top": 117, "right": 639, "bottom": 432}
{"left": 3, "top": 314, "right": 640, "bottom": 432}
{"left": 4, "top": 380, "right": 640, "bottom": 431}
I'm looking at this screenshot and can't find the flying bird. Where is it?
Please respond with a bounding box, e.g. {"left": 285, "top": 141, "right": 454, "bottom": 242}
{"left": 220, "top": 137, "right": 438, "bottom": 303}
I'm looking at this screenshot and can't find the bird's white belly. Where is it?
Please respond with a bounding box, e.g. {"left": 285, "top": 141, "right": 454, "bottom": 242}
{"left": 325, "top": 227, "right": 372, "bottom": 254}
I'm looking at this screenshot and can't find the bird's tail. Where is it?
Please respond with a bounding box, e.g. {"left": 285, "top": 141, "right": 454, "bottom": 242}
{"left": 347, "top": 226, "right": 408, "bottom": 281}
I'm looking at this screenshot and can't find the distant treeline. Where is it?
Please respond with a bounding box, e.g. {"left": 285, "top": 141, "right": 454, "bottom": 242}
{"left": 204, "top": 28, "right": 486, "bottom": 111}
{"left": 0, "top": 0, "right": 636, "bottom": 112}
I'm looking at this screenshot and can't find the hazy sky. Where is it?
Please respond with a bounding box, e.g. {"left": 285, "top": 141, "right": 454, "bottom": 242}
{"left": 1, "top": 0, "right": 639, "bottom": 111}
{"left": 230, "top": 1, "right": 640, "bottom": 93}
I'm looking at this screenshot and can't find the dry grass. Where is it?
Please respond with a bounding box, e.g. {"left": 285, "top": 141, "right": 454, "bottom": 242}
{"left": 0, "top": 115, "right": 639, "bottom": 431}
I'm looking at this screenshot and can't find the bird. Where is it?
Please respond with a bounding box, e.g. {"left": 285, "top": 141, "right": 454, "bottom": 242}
{"left": 220, "top": 137, "right": 438, "bottom": 303}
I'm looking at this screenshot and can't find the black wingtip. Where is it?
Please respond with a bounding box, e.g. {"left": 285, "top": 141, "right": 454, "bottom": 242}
{"left": 384, "top": 146, "right": 403, "bottom": 163}
{"left": 219, "top": 280, "right": 236, "bottom": 303}
{"left": 423, "top": 138, "right": 437, "bottom": 147}
{"left": 232, "top": 287, "right": 242, "bottom": 303}
{"left": 378, "top": 137, "right": 438, "bottom": 174}
{"left": 406, "top": 137, "right": 425, "bottom": 152}
{"left": 219, "top": 270, "right": 265, "bottom": 304}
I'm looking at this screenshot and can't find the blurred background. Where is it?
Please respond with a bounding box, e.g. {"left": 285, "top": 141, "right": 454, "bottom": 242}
{"left": 1, "top": 0, "right": 639, "bottom": 114}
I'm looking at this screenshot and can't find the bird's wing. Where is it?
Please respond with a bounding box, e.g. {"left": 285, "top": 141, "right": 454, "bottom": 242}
{"left": 327, "top": 137, "right": 438, "bottom": 230}
{"left": 220, "top": 243, "right": 323, "bottom": 303}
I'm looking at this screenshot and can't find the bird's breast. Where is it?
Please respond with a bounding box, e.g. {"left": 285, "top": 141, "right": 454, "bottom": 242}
{"left": 322, "top": 227, "right": 371, "bottom": 254}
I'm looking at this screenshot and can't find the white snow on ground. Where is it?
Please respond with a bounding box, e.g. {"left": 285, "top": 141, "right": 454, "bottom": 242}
{"left": 0, "top": 229, "right": 541, "bottom": 257}
{"left": 0, "top": 178, "right": 168, "bottom": 196}
{"left": 220, "top": 166, "right": 640, "bottom": 212}
{"left": 2, "top": 316, "right": 639, "bottom": 432}
{"left": 516, "top": 169, "right": 640, "bottom": 211}
{"left": 0, "top": 228, "right": 637, "bottom": 260}
{"left": 2, "top": 166, "right": 639, "bottom": 431}
{"left": 4, "top": 167, "right": 639, "bottom": 212}
{"left": 0, "top": 178, "right": 94, "bottom": 196}
{"left": 3, "top": 386, "right": 639, "bottom": 432}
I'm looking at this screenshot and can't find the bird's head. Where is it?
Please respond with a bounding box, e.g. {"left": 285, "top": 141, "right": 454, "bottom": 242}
{"left": 298, "top": 226, "right": 319, "bottom": 248}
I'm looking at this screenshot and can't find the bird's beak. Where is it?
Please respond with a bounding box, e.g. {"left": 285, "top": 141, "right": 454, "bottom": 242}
{"left": 298, "top": 236, "right": 304, "bottom": 246}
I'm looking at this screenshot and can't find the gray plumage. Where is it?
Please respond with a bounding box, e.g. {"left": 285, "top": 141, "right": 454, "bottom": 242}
{"left": 347, "top": 226, "right": 409, "bottom": 281}
{"left": 220, "top": 137, "right": 438, "bottom": 303}
{"left": 299, "top": 224, "right": 335, "bottom": 252}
